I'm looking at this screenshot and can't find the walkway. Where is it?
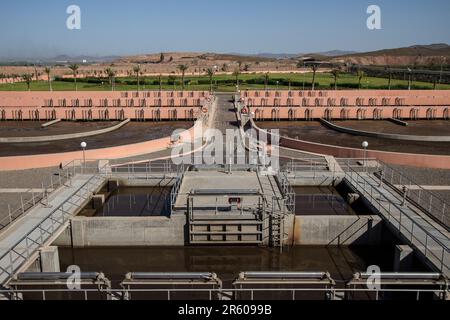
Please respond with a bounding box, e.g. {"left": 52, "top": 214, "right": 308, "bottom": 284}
{"left": 0, "top": 173, "right": 106, "bottom": 284}
{"left": 344, "top": 169, "right": 450, "bottom": 276}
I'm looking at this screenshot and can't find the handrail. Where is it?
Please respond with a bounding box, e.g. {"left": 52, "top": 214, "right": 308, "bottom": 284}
{"left": 0, "top": 165, "right": 108, "bottom": 284}
{"left": 376, "top": 161, "right": 450, "bottom": 229}
{"left": 335, "top": 158, "right": 449, "bottom": 229}
{"left": 0, "top": 159, "right": 104, "bottom": 232}
{"left": 342, "top": 163, "right": 449, "bottom": 273}
{"left": 0, "top": 286, "right": 447, "bottom": 301}
{"left": 170, "top": 165, "right": 185, "bottom": 210}
{"left": 0, "top": 174, "right": 69, "bottom": 231}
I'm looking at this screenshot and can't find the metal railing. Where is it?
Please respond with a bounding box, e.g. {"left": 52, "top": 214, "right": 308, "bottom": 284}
{"left": 0, "top": 286, "right": 447, "bottom": 301}
{"left": 0, "top": 165, "right": 108, "bottom": 285}
{"left": 376, "top": 163, "right": 450, "bottom": 229}
{"left": 0, "top": 160, "right": 103, "bottom": 232}
{"left": 342, "top": 162, "right": 450, "bottom": 274}
{"left": 278, "top": 171, "right": 296, "bottom": 214}
{"left": 170, "top": 165, "right": 186, "bottom": 210}
{"left": 110, "top": 160, "right": 181, "bottom": 180}
{"left": 282, "top": 158, "right": 329, "bottom": 172}
{"left": 334, "top": 158, "right": 449, "bottom": 229}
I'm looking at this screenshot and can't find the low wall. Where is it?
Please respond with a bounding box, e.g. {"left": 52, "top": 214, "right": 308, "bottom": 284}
{"left": 251, "top": 119, "right": 450, "bottom": 169}
{"left": 320, "top": 118, "right": 450, "bottom": 142}
{"left": 292, "top": 215, "right": 384, "bottom": 245}
{"left": 54, "top": 215, "right": 186, "bottom": 247}
{"left": 0, "top": 119, "right": 130, "bottom": 143}
{"left": 54, "top": 214, "right": 382, "bottom": 247}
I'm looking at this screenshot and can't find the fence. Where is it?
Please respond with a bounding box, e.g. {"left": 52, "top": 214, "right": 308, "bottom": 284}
{"left": 377, "top": 163, "right": 450, "bottom": 230}
{"left": 0, "top": 286, "right": 447, "bottom": 301}
{"left": 0, "top": 162, "right": 108, "bottom": 285}
{"left": 0, "top": 160, "right": 103, "bottom": 232}
{"left": 341, "top": 161, "right": 450, "bottom": 275}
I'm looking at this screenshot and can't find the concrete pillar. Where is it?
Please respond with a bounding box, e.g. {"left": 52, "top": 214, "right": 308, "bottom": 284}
{"left": 346, "top": 193, "right": 360, "bottom": 205}
{"left": 70, "top": 218, "right": 85, "bottom": 248}
{"left": 92, "top": 194, "right": 105, "bottom": 210}
{"left": 108, "top": 180, "right": 119, "bottom": 192}
{"left": 393, "top": 244, "right": 414, "bottom": 272}
{"left": 39, "top": 246, "right": 60, "bottom": 272}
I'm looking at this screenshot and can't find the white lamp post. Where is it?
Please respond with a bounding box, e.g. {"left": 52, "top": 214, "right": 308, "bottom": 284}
{"left": 80, "top": 141, "right": 87, "bottom": 171}
{"left": 407, "top": 68, "right": 412, "bottom": 90}
{"left": 362, "top": 141, "right": 369, "bottom": 170}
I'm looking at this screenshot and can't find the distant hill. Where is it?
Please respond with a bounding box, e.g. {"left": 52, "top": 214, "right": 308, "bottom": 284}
{"left": 317, "top": 50, "right": 358, "bottom": 57}
{"left": 332, "top": 44, "right": 450, "bottom": 66}
{"left": 251, "top": 53, "right": 301, "bottom": 59}
{"left": 51, "top": 55, "right": 120, "bottom": 63}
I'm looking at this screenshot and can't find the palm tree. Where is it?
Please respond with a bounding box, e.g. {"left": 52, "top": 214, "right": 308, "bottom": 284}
{"left": 206, "top": 68, "right": 215, "bottom": 93}
{"left": 177, "top": 64, "right": 189, "bottom": 90}
{"left": 22, "top": 74, "right": 33, "bottom": 91}
{"left": 331, "top": 69, "right": 340, "bottom": 90}
{"left": 68, "top": 64, "right": 79, "bottom": 91}
{"left": 232, "top": 68, "right": 241, "bottom": 88}
{"left": 311, "top": 64, "right": 318, "bottom": 90}
{"left": 264, "top": 72, "right": 270, "bottom": 91}
{"left": 357, "top": 69, "right": 365, "bottom": 89}
{"left": 105, "top": 68, "right": 116, "bottom": 91}
{"left": 133, "top": 65, "right": 141, "bottom": 91}
{"left": 44, "top": 67, "right": 52, "bottom": 91}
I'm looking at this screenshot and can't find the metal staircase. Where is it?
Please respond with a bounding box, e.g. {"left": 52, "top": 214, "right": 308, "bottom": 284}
{"left": 256, "top": 172, "right": 295, "bottom": 250}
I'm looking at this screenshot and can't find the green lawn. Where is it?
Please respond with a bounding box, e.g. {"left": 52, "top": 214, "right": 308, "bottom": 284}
{"left": 1, "top": 72, "right": 449, "bottom": 92}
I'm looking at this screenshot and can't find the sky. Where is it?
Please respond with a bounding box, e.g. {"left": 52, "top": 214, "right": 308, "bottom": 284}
{"left": 0, "top": 0, "right": 449, "bottom": 59}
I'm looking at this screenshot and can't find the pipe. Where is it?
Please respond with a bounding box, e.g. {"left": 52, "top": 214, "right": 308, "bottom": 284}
{"left": 16, "top": 272, "right": 101, "bottom": 281}
{"left": 125, "top": 272, "right": 218, "bottom": 281}
{"left": 354, "top": 272, "right": 442, "bottom": 280}
{"left": 239, "top": 271, "right": 330, "bottom": 280}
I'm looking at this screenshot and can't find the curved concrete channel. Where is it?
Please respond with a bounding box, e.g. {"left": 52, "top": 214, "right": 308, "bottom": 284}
{"left": 320, "top": 119, "right": 450, "bottom": 142}
{"left": 0, "top": 119, "right": 131, "bottom": 143}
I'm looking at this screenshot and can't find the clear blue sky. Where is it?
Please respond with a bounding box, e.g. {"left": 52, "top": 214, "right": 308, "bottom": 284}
{"left": 0, "top": 0, "right": 449, "bottom": 59}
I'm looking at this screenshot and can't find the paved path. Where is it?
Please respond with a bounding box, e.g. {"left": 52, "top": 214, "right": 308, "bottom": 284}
{"left": 393, "top": 185, "right": 450, "bottom": 191}
{"left": 0, "top": 173, "right": 106, "bottom": 284}
{"left": 345, "top": 170, "right": 450, "bottom": 276}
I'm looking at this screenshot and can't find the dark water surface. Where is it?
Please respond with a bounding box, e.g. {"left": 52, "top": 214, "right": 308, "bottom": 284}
{"left": 79, "top": 186, "right": 172, "bottom": 217}
{"left": 57, "top": 245, "right": 429, "bottom": 288}
{"left": 257, "top": 121, "right": 450, "bottom": 155}
{"left": 0, "top": 121, "right": 193, "bottom": 156}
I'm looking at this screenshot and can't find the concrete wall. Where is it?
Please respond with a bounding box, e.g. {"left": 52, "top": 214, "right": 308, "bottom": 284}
{"left": 0, "top": 90, "right": 211, "bottom": 120}
{"left": 242, "top": 90, "right": 450, "bottom": 120}
{"left": 53, "top": 214, "right": 383, "bottom": 247}
{"left": 292, "top": 215, "right": 384, "bottom": 245}
{"left": 54, "top": 215, "right": 186, "bottom": 247}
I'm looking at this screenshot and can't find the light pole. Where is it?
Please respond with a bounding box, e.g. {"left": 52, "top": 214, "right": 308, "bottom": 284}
{"left": 407, "top": 68, "right": 412, "bottom": 90}
{"left": 80, "top": 141, "right": 87, "bottom": 172}
{"left": 362, "top": 141, "right": 369, "bottom": 171}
